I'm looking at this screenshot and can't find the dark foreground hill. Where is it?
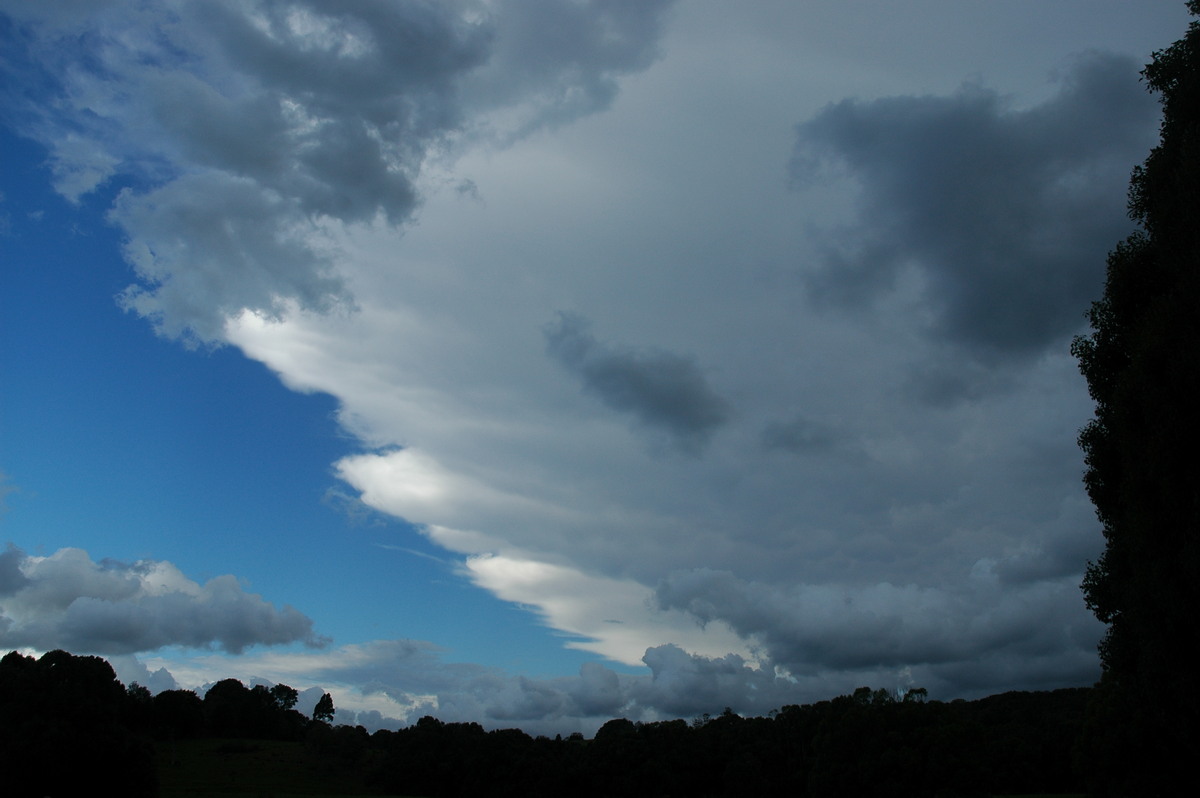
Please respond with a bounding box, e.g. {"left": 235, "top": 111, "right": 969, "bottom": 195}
{"left": 2, "top": 649, "right": 1093, "bottom": 797}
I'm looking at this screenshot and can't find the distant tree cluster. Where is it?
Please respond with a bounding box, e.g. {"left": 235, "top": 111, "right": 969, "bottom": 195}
{"left": 0, "top": 649, "right": 336, "bottom": 798}
{"left": 2, "top": 648, "right": 1096, "bottom": 798}
{"left": 0, "top": 649, "right": 158, "bottom": 798}
{"left": 326, "top": 686, "right": 1091, "bottom": 797}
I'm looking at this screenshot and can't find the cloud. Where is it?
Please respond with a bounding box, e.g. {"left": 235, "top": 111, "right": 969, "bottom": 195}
{"left": 134, "top": 607, "right": 1099, "bottom": 736}
{"left": 139, "top": 637, "right": 809, "bottom": 736}
{"left": 0, "top": 543, "right": 30, "bottom": 595}
{"left": 760, "top": 413, "right": 841, "bottom": 454}
{"left": 0, "top": 546, "right": 325, "bottom": 655}
{"left": 460, "top": 553, "right": 749, "bottom": 666}
{"left": 792, "top": 51, "right": 1157, "bottom": 361}
{"left": 655, "top": 567, "right": 1103, "bottom": 692}
{"left": 460, "top": 0, "right": 675, "bottom": 139}
{"left": 106, "top": 652, "right": 179, "bottom": 694}
{"left": 0, "top": 0, "right": 674, "bottom": 342}
{"left": 544, "top": 312, "right": 730, "bottom": 453}
{"left": 5, "top": 2, "right": 1159, "bottom": 724}
{"left": 113, "top": 172, "right": 349, "bottom": 341}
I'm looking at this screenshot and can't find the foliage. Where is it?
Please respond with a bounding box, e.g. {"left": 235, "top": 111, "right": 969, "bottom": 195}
{"left": 0, "top": 649, "right": 158, "bottom": 798}
{"left": 271, "top": 681, "right": 300, "bottom": 711}
{"left": 1, "top": 650, "right": 1095, "bottom": 798}
{"left": 1071, "top": 3, "right": 1200, "bottom": 794}
{"left": 313, "top": 690, "right": 335, "bottom": 724}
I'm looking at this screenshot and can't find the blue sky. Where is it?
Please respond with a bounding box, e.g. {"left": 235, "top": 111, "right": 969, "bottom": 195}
{"left": 0, "top": 1, "right": 1192, "bottom": 735}
{"left": 1, "top": 121, "right": 592, "bottom": 675}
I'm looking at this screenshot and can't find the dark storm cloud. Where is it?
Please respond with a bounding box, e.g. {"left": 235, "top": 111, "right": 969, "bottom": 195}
{"left": 0, "top": 0, "right": 674, "bottom": 341}
{"left": 0, "top": 546, "right": 325, "bottom": 655}
{"left": 991, "top": 524, "right": 1104, "bottom": 586}
{"left": 544, "top": 312, "right": 731, "bottom": 453}
{"left": 655, "top": 568, "right": 1101, "bottom": 692}
{"left": 792, "top": 52, "right": 1157, "bottom": 359}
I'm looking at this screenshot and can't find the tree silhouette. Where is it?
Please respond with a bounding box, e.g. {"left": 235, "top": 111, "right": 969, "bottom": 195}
{"left": 270, "top": 682, "right": 299, "bottom": 711}
{"left": 313, "top": 691, "right": 335, "bottom": 723}
{"left": 1071, "top": 3, "right": 1200, "bottom": 794}
{"left": 0, "top": 650, "right": 157, "bottom": 797}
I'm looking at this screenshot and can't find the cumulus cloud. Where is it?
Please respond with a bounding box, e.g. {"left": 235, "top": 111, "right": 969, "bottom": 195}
{"left": 0, "top": 546, "right": 325, "bottom": 654}
{"left": 1, "top": 0, "right": 674, "bottom": 341}
{"left": 544, "top": 312, "right": 730, "bottom": 453}
{"left": 792, "top": 51, "right": 1157, "bottom": 362}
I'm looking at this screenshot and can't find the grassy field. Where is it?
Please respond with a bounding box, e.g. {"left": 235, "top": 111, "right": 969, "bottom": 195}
{"left": 155, "top": 738, "right": 399, "bottom": 798}
{"left": 154, "top": 737, "right": 1087, "bottom": 798}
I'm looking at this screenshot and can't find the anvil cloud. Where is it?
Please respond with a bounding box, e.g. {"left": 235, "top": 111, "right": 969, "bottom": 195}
{"left": 1, "top": 1, "right": 1188, "bottom": 733}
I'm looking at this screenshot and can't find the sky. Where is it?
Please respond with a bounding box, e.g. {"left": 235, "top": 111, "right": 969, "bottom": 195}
{"left": 0, "top": 0, "right": 1190, "bottom": 736}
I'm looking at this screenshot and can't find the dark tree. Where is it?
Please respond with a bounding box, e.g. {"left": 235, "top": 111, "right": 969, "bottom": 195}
{"left": 1071, "top": 3, "right": 1200, "bottom": 794}
{"left": 152, "top": 688, "right": 205, "bottom": 740}
{"left": 203, "top": 677, "right": 254, "bottom": 736}
{"left": 270, "top": 682, "right": 299, "bottom": 711}
{"left": 313, "top": 691, "right": 335, "bottom": 724}
{"left": 0, "top": 650, "right": 157, "bottom": 797}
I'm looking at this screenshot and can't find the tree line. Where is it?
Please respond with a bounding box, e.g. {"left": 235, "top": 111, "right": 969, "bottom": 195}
{"left": 1, "top": 647, "right": 1096, "bottom": 797}
{"left": 1070, "top": 2, "right": 1198, "bottom": 795}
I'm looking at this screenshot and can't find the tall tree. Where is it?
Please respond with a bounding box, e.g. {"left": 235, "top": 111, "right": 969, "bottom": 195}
{"left": 313, "top": 691, "right": 335, "bottom": 724}
{"left": 1072, "top": 3, "right": 1200, "bottom": 794}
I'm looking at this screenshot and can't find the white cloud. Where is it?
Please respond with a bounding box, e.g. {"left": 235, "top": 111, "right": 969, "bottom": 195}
{"left": 463, "top": 553, "right": 748, "bottom": 666}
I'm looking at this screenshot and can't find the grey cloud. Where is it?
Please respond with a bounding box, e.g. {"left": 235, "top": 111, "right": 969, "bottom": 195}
{"left": 901, "top": 353, "right": 1017, "bottom": 407}
{"left": 335, "top": 708, "right": 408, "bottom": 734}
{"left": 792, "top": 51, "right": 1157, "bottom": 360}
{"left": 629, "top": 644, "right": 800, "bottom": 719}
{"left": 217, "top": 638, "right": 807, "bottom": 736}
{"left": 0, "top": 543, "right": 31, "bottom": 596}
{"left": 464, "top": 0, "right": 675, "bottom": 137}
{"left": 106, "top": 653, "right": 179, "bottom": 693}
{"left": 1, "top": 0, "right": 673, "bottom": 341}
{"left": 655, "top": 568, "right": 1101, "bottom": 694}
{"left": 112, "top": 172, "right": 348, "bottom": 342}
{"left": 147, "top": 624, "right": 1094, "bottom": 736}
{"left": 544, "top": 312, "right": 731, "bottom": 454}
{"left": 761, "top": 413, "right": 839, "bottom": 454}
{"left": 991, "top": 524, "right": 1104, "bottom": 586}
{"left": 0, "top": 546, "right": 325, "bottom": 655}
